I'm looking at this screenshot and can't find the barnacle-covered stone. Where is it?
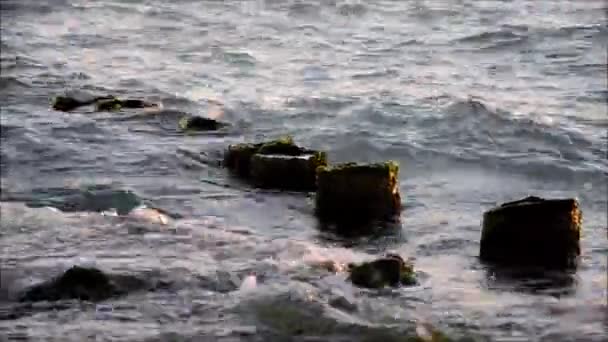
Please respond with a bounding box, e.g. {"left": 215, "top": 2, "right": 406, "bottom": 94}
{"left": 480, "top": 196, "right": 582, "bottom": 269}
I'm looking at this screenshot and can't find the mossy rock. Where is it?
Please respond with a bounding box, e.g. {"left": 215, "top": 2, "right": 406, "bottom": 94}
{"left": 250, "top": 151, "right": 327, "bottom": 191}
{"left": 348, "top": 254, "right": 416, "bottom": 289}
{"left": 52, "top": 95, "right": 115, "bottom": 112}
{"left": 95, "top": 98, "right": 158, "bottom": 112}
{"left": 223, "top": 137, "right": 326, "bottom": 189}
{"left": 315, "top": 161, "right": 401, "bottom": 223}
{"left": 178, "top": 115, "right": 227, "bottom": 131}
{"left": 480, "top": 196, "right": 582, "bottom": 269}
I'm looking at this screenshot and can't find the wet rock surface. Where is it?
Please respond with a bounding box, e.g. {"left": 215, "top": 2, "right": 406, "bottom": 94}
{"left": 52, "top": 95, "right": 115, "bottom": 111}
{"left": 315, "top": 161, "right": 402, "bottom": 224}
{"left": 223, "top": 137, "right": 327, "bottom": 191}
{"left": 95, "top": 98, "right": 158, "bottom": 112}
{"left": 178, "top": 115, "right": 228, "bottom": 132}
{"left": 19, "top": 266, "right": 149, "bottom": 302}
{"left": 348, "top": 254, "right": 417, "bottom": 289}
{"left": 480, "top": 196, "right": 582, "bottom": 269}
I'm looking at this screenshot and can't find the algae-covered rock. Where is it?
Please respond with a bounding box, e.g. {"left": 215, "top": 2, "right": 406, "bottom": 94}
{"left": 95, "top": 98, "right": 158, "bottom": 112}
{"left": 178, "top": 115, "right": 227, "bottom": 131}
{"left": 223, "top": 137, "right": 327, "bottom": 191}
{"left": 480, "top": 196, "right": 582, "bottom": 269}
{"left": 348, "top": 254, "right": 416, "bottom": 289}
{"left": 250, "top": 151, "right": 327, "bottom": 191}
{"left": 315, "top": 161, "right": 401, "bottom": 223}
{"left": 52, "top": 95, "right": 114, "bottom": 111}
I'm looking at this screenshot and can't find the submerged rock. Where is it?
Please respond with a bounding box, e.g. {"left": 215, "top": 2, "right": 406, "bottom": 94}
{"left": 20, "top": 266, "right": 118, "bottom": 302}
{"left": 178, "top": 115, "right": 227, "bottom": 131}
{"left": 348, "top": 254, "right": 416, "bottom": 289}
{"left": 315, "top": 161, "right": 401, "bottom": 224}
{"left": 480, "top": 196, "right": 582, "bottom": 269}
{"left": 223, "top": 136, "right": 327, "bottom": 191}
{"left": 51, "top": 95, "right": 114, "bottom": 111}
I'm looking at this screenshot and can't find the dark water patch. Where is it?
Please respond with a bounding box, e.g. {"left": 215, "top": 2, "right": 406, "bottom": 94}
{"left": 453, "top": 29, "right": 529, "bottom": 51}
{"left": 314, "top": 220, "right": 405, "bottom": 252}
{"left": 567, "top": 63, "right": 606, "bottom": 76}
{"left": 416, "top": 237, "right": 476, "bottom": 257}
{"left": 0, "top": 0, "right": 71, "bottom": 15}
{"left": 285, "top": 95, "right": 359, "bottom": 112}
{"left": 240, "top": 287, "right": 487, "bottom": 341}
{"left": 0, "top": 77, "right": 31, "bottom": 92}
{"left": 351, "top": 68, "right": 399, "bottom": 80}
{"left": 287, "top": 2, "right": 322, "bottom": 19}
{"left": 3, "top": 184, "right": 142, "bottom": 215}
{"left": 335, "top": 3, "right": 367, "bottom": 17}
{"left": 456, "top": 30, "right": 526, "bottom": 44}
{"left": 482, "top": 266, "right": 578, "bottom": 297}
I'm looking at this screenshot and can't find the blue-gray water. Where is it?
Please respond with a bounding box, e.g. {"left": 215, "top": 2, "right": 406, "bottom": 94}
{"left": 1, "top": 0, "right": 606, "bottom": 341}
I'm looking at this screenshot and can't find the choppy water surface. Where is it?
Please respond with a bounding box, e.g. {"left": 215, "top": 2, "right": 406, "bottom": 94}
{"left": 1, "top": 0, "right": 607, "bottom": 341}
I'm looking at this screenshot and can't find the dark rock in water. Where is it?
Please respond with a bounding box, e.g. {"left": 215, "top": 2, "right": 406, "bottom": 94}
{"left": 178, "top": 115, "right": 227, "bottom": 131}
{"left": 223, "top": 136, "right": 327, "bottom": 191}
{"left": 250, "top": 150, "right": 326, "bottom": 191}
{"left": 224, "top": 142, "right": 263, "bottom": 177}
{"left": 95, "top": 98, "right": 158, "bottom": 112}
{"left": 348, "top": 254, "right": 416, "bottom": 289}
{"left": 52, "top": 95, "right": 114, "bottom": 111}
{"left": 25, "top": 185, "right": 141, "bottom": 215}
{"left": 315, "top": 161, "right": 401, "bottom": 225}
{"left": 19, "top": 266, "right": 153, "bottom": 303}
{"left": 20, "top": 266, "right": 117, "bottom": 302}
{"left": 480, "top": 196, "right": 582, "bottom": 269}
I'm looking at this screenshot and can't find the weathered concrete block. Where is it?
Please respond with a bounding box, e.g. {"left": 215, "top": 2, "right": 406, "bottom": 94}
{"left": 315, "top": 161, "right": 401, "bottom": 223}
{"left": 480, "top": 196, "right": 582, "bottom": 269}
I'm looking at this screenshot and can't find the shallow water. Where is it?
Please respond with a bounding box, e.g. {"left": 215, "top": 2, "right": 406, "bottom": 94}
{"left": 1, "top": 0, "right": 607, "bottom": 341}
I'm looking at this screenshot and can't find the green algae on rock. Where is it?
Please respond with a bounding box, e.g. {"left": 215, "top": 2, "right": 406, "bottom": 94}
{"left": 315, "top": 161, "right": 401, "bottom": 223}
{"left": 223, "top": 136, "right": 327, "bottom": 191}
{"left": 348, "top": 254, "right": 416, "bottom": 289}
{"left": 480, "top": 196, "right": 582, "bottom": 269}
{"left": 178, "top": 115, "right": 227, "bottom": 132}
